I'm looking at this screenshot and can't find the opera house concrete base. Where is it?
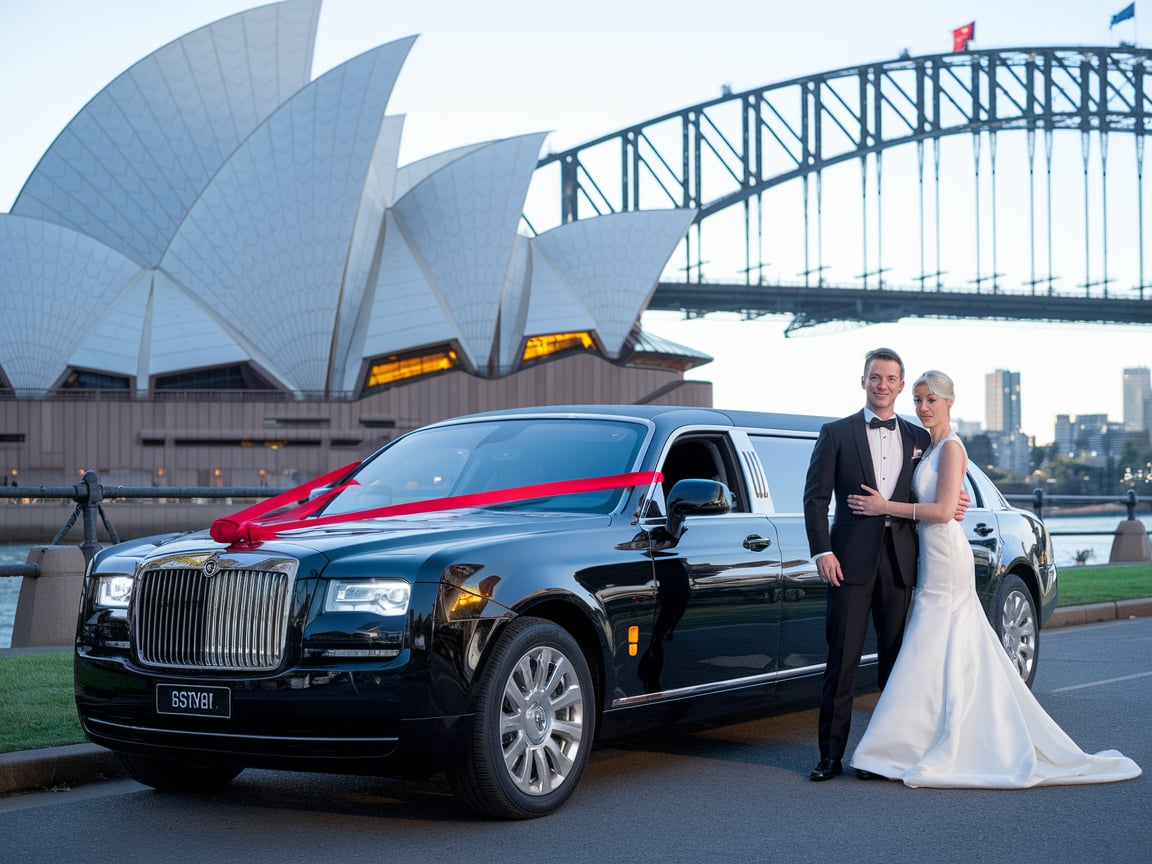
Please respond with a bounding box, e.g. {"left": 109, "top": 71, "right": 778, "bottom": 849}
{"left": 1, "top": 353, "right": 712, "bottom": 543}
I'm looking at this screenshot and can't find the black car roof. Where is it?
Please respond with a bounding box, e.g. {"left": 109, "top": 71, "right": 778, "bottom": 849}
{"left": 446, "top": 404, "right": 833, "bottom": 433}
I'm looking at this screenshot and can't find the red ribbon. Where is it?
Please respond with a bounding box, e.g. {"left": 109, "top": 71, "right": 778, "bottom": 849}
{"left": 211, "top": 468, "right": 662, "bottom": 544}
{"left": 210, "top": 462, "right": 361, "bottom": 544}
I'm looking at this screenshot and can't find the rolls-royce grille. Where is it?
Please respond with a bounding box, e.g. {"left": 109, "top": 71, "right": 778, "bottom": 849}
{"left": 133, "top": 566, "right": 294, "bottom": 671}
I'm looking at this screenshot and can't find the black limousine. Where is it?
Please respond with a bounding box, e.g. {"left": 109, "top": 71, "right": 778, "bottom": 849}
{"left": 75, "top": 406, "right": 1058, "bottom": 817}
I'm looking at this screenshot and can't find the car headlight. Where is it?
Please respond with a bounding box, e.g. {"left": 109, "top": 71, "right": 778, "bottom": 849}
{"left": 325, "top": 579, "right": 411, "bottom": 615}
{"left": 95, "top": 574, "right": 135, "bottom": 609}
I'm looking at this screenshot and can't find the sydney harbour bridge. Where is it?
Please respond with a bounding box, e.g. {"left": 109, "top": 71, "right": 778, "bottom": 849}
{"left": 524, "top": 46, "right": 1152, "bottom": 334}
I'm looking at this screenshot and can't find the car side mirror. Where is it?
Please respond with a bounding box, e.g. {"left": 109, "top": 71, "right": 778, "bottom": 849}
{"left": 666, "top": 478, "right": 733, "bottom": 539}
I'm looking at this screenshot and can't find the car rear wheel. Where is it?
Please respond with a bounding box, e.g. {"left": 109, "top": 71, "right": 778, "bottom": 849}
{"left": 449, "top": 616, "right": 594, "bottom": 819}
{"left": 994, "top": 573, "right": 1039, "bottom": 688}
{"left": 114, "top": 753, "right": 242, "bottom": 792}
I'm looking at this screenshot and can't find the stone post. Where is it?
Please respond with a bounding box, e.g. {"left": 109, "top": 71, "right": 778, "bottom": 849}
{"left": 10, "top": 545, "right": 87, "bottom": 647}
{"left": 1108, "top": 520, "right": 1152, "bottom": 563}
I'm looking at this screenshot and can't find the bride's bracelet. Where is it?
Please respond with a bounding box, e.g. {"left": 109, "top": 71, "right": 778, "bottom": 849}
{"left": 912, "top": 503, "right": 917, "bottom": 521}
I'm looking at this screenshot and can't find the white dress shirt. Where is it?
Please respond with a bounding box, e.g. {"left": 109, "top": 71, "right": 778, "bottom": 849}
{"left": 864, "top": 410, "right": 903, "bottom": 501}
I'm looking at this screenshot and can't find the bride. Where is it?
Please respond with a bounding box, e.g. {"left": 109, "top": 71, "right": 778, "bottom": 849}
{"left": 844, "top": 370, "right": 1140, "bottom": 787}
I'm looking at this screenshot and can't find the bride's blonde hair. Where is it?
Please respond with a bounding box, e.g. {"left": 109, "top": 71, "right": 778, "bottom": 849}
{"left": 914, "top": 369, "right": 955, "bottom": 401}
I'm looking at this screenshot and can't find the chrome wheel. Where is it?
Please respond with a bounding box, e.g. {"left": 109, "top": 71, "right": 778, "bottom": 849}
{"left": 499, "top": 644, "right": 586, "bottom": 796}
{"left": 450, "top": 617, "right": 594, "bottom": 819}
{"left": 995, "top": 574, "right": 1039, "bottom": 688}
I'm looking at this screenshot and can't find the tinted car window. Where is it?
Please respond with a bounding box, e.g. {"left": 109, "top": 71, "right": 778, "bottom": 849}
{"left": 323, "top": 418, "right": 648, "bottom": 515}
{"left": 963, "top": 464, "right": 1010, "bottom": 510}
{"left": 659, "top": 434, "right": 747, "bottom": 512}
{"left": 747, "top": 435, "right": 817, "bottom": 514}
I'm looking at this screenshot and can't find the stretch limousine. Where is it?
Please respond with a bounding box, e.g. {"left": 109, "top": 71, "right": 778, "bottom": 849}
{"left": 75, "top": 406, "right": 1058, "bottom": 818}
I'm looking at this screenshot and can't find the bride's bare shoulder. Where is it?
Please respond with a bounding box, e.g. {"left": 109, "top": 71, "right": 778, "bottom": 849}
{"left": 939, "top": 436, "right": 968, "bottom": 464}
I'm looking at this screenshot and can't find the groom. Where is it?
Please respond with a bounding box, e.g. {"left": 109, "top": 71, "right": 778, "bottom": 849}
{"left": 802, "top": 347, "right": 934, "bottom": 782}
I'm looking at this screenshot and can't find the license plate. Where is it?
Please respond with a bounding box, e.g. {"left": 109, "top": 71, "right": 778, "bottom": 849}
{"left": 156, "top": 684, "right": 231, "bottom": 719}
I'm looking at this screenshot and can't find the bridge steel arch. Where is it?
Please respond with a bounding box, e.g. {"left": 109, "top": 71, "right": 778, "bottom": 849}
{"left": 530, "top": 46, "right": 1152, "bottom": 328}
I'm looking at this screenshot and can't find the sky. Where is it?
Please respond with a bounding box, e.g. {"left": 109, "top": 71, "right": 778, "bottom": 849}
{"left": 2, "top": 0, "right": 1150, "bottom": 443}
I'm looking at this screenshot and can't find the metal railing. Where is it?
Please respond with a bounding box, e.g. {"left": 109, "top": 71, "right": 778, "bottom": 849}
{"left": 0, "top": 470, "right": 277, "bottom": 572}
{"left": 1004, "top": 488, "right": 1150, "bottom": 541}
{"left": 1004, "top": 488, "right": 1147, "bottom": 522}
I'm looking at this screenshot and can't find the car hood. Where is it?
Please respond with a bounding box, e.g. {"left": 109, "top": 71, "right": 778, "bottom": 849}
{"left": 112, "top": 508, "right": 618, "bottom": 562}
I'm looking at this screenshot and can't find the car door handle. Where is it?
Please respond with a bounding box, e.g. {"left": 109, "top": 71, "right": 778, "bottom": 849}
{"left": 973, "top": 523, "right": 995, "bottom": 537}
{"left": 743, "top": 534, "right": 772, "bottom": 551}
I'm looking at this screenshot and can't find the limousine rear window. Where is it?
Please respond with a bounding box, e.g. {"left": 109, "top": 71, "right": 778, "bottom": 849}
{"left": 747, "top": 435, "right": 818, "bottom": 515}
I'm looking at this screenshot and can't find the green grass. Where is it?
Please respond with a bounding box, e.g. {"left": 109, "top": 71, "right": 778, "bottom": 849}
{"left": 1, "top": 565, "right": 1150, "bottom": 755}
{"left": 1052, "top": 563, "right": 1152, "bottom": 607}
{"left": 0, "top": 650, "right": 84, "bottom": 753}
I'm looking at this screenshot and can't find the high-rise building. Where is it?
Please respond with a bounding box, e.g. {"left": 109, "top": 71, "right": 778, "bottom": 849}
{"left": 1054, "top": 414, "right": 1075, "bottom": 457}
{"left": 985, "top": 369, "right": 1021, "bottom": 433}
{"left": 1123, "top": 367, "right": 1151, "bottom": 431}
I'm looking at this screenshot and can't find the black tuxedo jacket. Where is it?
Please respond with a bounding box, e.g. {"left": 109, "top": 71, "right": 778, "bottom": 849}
{"left": 802, "top": 410, "right": 930, "bottom": 587}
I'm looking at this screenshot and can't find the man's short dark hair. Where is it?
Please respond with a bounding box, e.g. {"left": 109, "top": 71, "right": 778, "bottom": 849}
{"left": 864, "top": 347, "right": 905, "bottom": 379}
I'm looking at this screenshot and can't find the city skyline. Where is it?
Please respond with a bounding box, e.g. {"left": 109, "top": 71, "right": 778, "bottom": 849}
{"left": 978, "top": 367, "right": 1150, "bottom": 448}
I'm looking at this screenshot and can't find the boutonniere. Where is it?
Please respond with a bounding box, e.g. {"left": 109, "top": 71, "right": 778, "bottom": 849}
{"left": 911, "top": 447, "right": 924, "bottom": 461}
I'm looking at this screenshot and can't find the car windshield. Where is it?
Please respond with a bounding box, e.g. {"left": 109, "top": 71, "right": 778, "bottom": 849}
{"left": 321, "top": 417, "right": 649, "bottom": 516}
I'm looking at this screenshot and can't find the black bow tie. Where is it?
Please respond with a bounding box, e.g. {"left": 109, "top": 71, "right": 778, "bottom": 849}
{"left": 869, "top": 417, "right": 896, "bottom": 431}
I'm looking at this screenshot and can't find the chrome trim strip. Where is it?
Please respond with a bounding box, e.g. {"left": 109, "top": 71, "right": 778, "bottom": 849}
{"left": 609, "top": 655, "right": 878, "bottom": 708}
{"left": 85, "top": 717, "right": 398, "bottom": 744}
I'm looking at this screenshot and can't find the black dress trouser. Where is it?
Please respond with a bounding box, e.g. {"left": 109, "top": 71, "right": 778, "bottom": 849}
{"left": 817, "top": 527, "right": 913, "bottom": 761}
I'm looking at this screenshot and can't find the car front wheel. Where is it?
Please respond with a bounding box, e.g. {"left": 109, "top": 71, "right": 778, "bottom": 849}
{"left": 994, "top": 573, "right": 1039, "bottom": 688}
{"left": 450, "top": 616, "right": 594, "bottom": 819}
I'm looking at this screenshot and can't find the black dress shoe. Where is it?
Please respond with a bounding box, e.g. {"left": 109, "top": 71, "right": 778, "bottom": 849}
{"left": 810, "top": 757, "right": 843, "bottom": 781}
{"left": 854, "top": 768, "right": 883, "bottom": 780}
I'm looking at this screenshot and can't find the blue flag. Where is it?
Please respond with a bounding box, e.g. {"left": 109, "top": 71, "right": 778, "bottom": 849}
{"left": 1111, "top": 3, "right": 1135, "bottom": 28}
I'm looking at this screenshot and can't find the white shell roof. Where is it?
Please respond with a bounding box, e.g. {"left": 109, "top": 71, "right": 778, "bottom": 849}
{"left": 390, "top": 133, "right": 549, "bottom": 370}
{"left": 159, "top": 39, "right": 415, "bottom": 393}
{"left": 11, "top": 0, "right": 322, "bottom": 268}
{"left": 0, "top": 215, "right": 144, "bottom": 390}
{"left": 530, "top": 209, "right": 698, "bottom": 357}
{"left": 0, "top": 1, "right": 699, "bottom": 397}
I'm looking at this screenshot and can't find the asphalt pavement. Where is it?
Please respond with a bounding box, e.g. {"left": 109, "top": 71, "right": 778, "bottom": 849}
{"left": 3, "top": 597, "right": 1150, "bottom": 798}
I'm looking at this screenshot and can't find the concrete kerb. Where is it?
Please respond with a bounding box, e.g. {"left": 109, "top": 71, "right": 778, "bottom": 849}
{"left": 2, "top": 600, "right": 1151, "bottom": 799}
{"left": 1044, "top": 597, "right": 1152, "bottom": 627}
{"left": 0, "top": 744, "right": 122, "bottom": 796}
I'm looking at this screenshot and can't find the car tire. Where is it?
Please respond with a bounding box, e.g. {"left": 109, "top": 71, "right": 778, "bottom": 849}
{"left": 993, "top": 573, "right": 1039, "bottom": 688}
{"left": 449, "top": 616, "right": 594, "bottom": 819}
{"left": 114, "top": 752, "right": 242, "bottom": 792}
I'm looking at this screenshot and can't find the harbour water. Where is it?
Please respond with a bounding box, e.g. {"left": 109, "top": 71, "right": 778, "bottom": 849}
{"left": 1, "top": 514, "right": 1150, "bottom": 648}
{"left": 1, "top": 544, "right": 28, "bottom": 649}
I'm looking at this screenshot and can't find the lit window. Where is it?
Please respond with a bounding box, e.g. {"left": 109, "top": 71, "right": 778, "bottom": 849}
{"left": 521, "top": 332, "right": 595, "bottom": 363}
{"left": 365, "top": 347, "right": 459, "bottom": 389}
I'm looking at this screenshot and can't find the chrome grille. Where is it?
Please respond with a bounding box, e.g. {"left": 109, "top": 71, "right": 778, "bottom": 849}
{"left": 133, "top": 556, "right": 297, "bottom": 672}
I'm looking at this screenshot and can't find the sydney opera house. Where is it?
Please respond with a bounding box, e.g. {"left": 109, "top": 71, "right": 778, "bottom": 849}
{"left": 0, "top": 0, "right": 711, "bottom": 499}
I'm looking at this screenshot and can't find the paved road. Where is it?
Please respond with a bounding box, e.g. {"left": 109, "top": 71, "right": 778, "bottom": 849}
{"left": 2, "top": 618, "right": 1148, "bottom": 864}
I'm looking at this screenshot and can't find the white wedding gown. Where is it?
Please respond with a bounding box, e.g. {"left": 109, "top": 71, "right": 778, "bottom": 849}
{"left": 851, "top": 434, "right": 1141, "bottom": 787}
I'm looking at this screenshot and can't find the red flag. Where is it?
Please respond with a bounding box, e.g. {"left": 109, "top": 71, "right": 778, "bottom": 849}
{"left": 952, "top": 21, "right": 975, "bottom": 52}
